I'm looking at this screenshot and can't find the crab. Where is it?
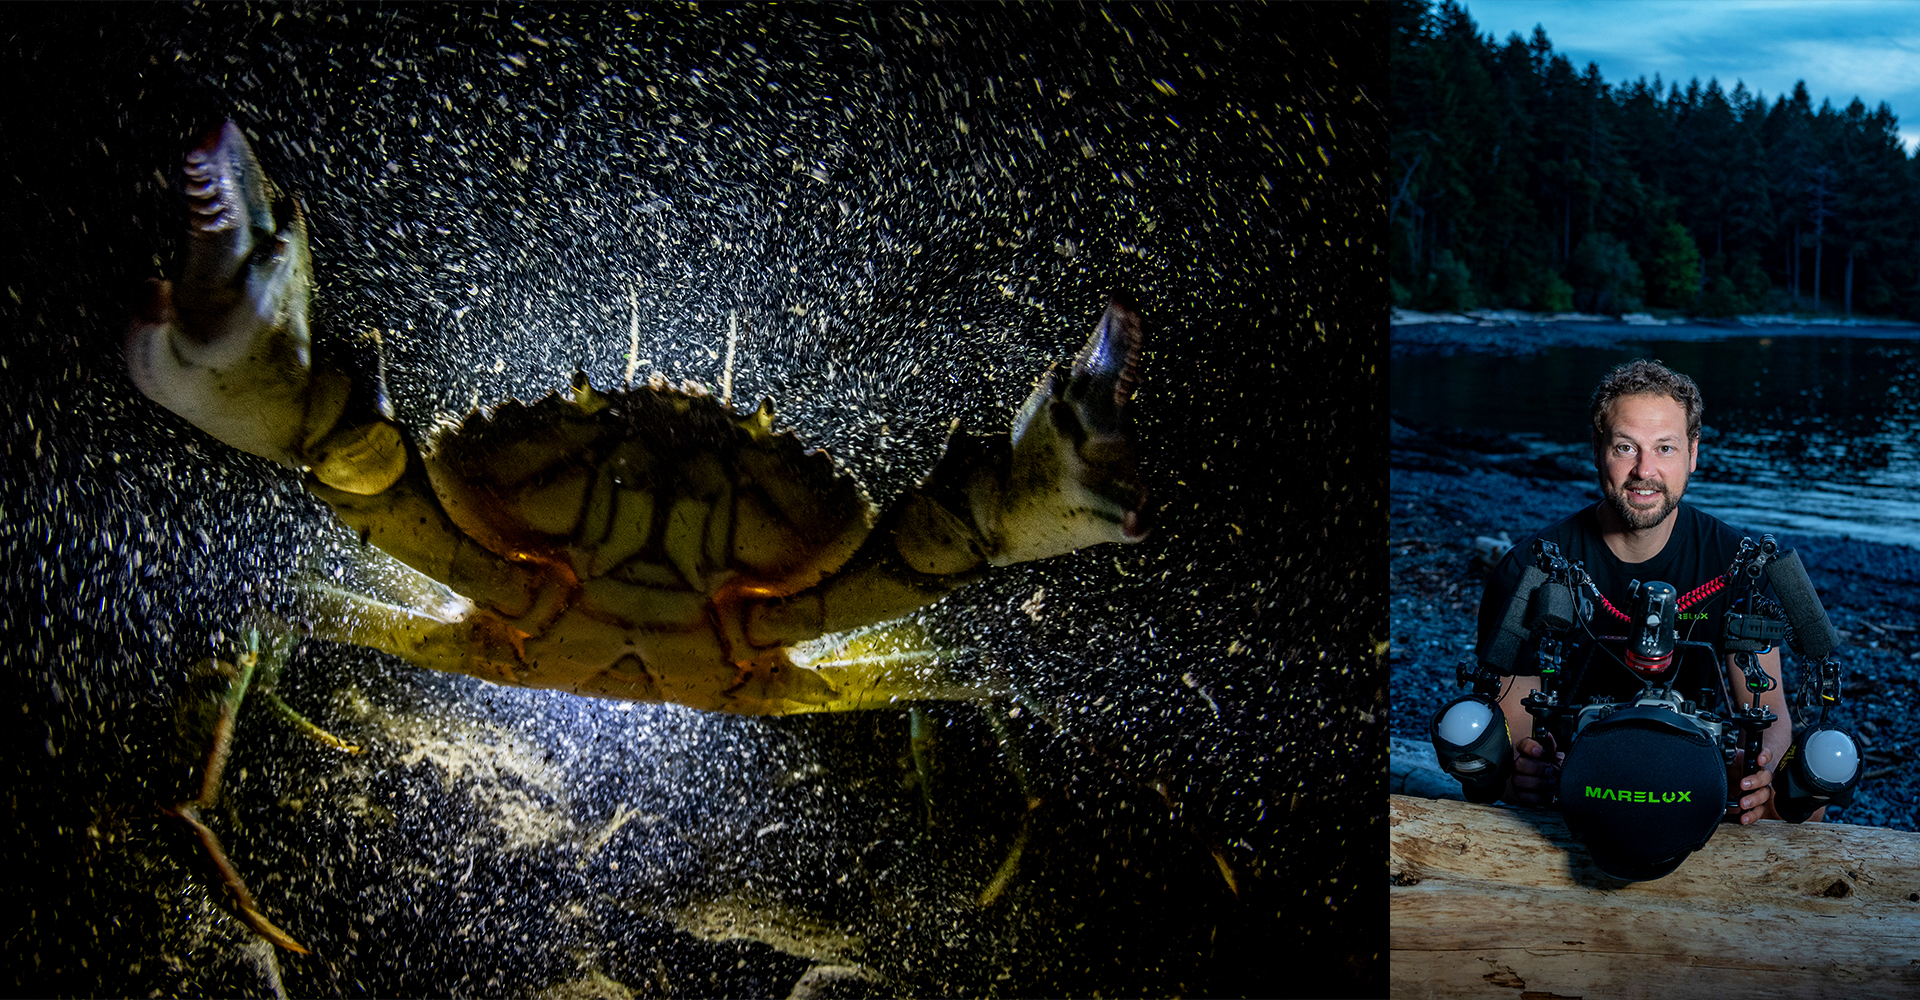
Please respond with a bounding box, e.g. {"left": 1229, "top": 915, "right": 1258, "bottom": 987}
{"left": 126, "top": 122, "right": 1149, "bottom": 952}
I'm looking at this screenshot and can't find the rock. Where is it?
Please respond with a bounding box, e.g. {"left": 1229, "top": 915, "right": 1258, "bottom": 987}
{"left": 1390, "top": 736, "right": 1464, "bottom": 800}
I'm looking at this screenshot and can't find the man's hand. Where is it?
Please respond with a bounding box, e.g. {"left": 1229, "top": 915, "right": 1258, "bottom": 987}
{"left": 1506, "top": 733, "right": 1563, "bottom": 806}
{"left": 1725, "top": 649, "right": 1792, "bottom": 825}
{"left": 1730, "top": 748, "right": 1782, "bottom": 825}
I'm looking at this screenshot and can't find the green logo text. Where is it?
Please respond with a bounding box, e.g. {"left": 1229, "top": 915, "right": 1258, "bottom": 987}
{"left": 1584, "top": 786, "right": 1692, "bottom": 803}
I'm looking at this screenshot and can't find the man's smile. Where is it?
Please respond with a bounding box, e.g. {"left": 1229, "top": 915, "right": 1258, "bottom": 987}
{"left": 1605, "top": 466, "right": 1683, "bottom": 531}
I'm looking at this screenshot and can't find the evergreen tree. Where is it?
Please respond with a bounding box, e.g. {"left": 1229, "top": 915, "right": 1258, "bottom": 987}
{"left": 1389, "top": 0, "right": 1920, "bottom": 319}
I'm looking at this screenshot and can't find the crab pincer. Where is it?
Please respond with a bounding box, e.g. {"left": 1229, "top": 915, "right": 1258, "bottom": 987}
{"left": 127, "top": 122, "right": 317, "bottom": 468}
{"left": 1001, "top": 297, "right": 1150, "bottom": 559}
{"left": 127, "top": 121, "right": 404, "bottom": 496}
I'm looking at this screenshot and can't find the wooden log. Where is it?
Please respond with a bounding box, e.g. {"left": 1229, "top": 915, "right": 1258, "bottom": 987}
{"left": 1390, "top": 794, "right": 1920, "bottom": 999}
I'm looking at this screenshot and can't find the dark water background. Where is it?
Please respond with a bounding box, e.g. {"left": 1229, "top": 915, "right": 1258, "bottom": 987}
{"left": 0, "top": 5, "right": 1383, "bottom": 997}
{"left": 1393, "top": 334, "right": 1920, "bottom": 549}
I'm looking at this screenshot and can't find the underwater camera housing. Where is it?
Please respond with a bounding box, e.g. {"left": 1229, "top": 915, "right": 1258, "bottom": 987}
{"left": 1552, "top": 578, "right": 1729, "bottom": 881}
{"left": 1435, "top": 535, "right": 1857, "bottom": 881}
{"left": 1554, "top": 682, "right": 1729, "bottom": 881}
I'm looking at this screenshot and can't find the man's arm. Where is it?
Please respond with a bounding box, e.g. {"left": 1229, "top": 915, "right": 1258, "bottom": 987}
{"left": 1726, "top": 647, "right": 1791, "bottom": 824}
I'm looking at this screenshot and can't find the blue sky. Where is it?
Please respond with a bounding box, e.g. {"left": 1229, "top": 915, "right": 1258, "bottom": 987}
{"left": 1460, "top": 1, "right": 1920, "bottom": 153}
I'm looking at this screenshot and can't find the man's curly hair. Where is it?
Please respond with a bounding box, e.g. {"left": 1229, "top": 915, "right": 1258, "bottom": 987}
{"left": 1589, "top": 359, "right": 1703, "bottom": 450}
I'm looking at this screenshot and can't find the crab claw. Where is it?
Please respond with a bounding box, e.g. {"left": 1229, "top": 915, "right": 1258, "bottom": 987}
{"left": 991, "top": 298, "right": 1149, "bottom": 564}
{"left": 734, "top": 299, "right": 1152, "bottom": 643}
{"left": 126, "top": 121, "right": 333, "bottom": 468}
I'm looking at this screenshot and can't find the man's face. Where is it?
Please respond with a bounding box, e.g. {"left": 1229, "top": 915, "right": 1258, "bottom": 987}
{"left": 1596, "top": 392, "right": 1698, "bottom": 531}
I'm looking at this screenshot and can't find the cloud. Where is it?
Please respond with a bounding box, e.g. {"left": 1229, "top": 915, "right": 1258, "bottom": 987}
{"left": 1462, "top": 0, "right": 1920, "bottom": 150}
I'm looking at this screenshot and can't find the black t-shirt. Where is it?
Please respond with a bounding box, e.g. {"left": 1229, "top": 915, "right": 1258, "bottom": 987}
{"left": 1475, "top": 501, "right": 1763, "bottom": 708}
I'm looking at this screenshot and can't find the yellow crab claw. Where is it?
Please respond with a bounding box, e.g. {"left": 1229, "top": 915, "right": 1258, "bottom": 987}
{"left": 991, "top": 298, "right": 1149, "bottom": 564}
{"left": 126, "top": 121, "right": 337, "bottom": 469}
{"left": 750, "top": 299, "right": 1151, "bottom": 641}
{"left": 129, "top": 121, "right": 406, "bottom": 498}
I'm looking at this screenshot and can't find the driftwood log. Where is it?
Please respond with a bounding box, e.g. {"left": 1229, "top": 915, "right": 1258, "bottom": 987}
{"left": 1390, "top": 794, "right": 1920, "bottom": 999}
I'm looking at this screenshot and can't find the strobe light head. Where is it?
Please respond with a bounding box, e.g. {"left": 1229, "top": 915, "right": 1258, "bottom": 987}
{"left": 1626, "top": 580, "right": 1678, "bottom": 682}
{"left": 1431, "top": 694, "right": 1513, "bottom": 804}
{"left": 1778, "top": 726, "right": 1862, "bottom": 822}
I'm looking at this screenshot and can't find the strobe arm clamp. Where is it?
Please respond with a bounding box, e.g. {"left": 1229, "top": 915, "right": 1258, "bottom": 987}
{"left": 1456, "top": 655, "right": 1502, "bottom": 698}
{"left": 1519, "top": 684, "right": 1564, "bottom": 749}
{"left": 1806, "top": 657, "right": 1844, "bottom": 721}
{"left": 1728, "top": 534, "right": 1777, "bottom": 582}
{"left": 1526, "top": 539, "right": 1593, "bottom": 680}
{"left": 1732, "top": 647, "right": 1777, "bottom": 697}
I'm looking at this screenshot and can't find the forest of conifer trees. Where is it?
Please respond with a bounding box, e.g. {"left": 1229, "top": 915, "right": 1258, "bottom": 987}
{"left": 1392, "top": 0, "right": 1920, "bottom": 319}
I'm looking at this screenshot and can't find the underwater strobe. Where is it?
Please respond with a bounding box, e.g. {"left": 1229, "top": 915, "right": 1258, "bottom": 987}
{"left": 1777, "top": 725, "right": 1861, "bottom": 822}
{"left": 1431, "top": 694, "right": 1512, "bottom": 804}
{"left": 1758, "top": 542, "right": 1862, "bottom": 821}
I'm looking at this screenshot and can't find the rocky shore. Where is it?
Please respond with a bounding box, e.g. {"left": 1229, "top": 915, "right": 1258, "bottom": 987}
{"left": 1391, "top": 395, "right": 1920, "bottom": 833}
{"left": 1390, "top": 307, "right": 1920, "bottom": 359}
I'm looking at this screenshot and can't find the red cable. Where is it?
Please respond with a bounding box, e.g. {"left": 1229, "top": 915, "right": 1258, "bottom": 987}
{"left": 1676, "top": 574, "right": 1728, "bottom": 611}
{"left": 1596, "top": 573, "right": 1728, "bottom": 623}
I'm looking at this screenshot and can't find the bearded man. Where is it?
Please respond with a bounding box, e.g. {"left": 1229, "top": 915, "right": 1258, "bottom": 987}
{"left": 1475, "top": 359, "right": 1798, "bottom": 825}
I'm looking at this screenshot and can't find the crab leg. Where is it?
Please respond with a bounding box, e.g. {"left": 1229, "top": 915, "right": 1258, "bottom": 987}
{"left": 749, "top": 299, "right": 1148, "bottom": 645}
{"left": 161, "top": 631, "right": 312, "bottom": 954}
{"left": 758, "top": 618, "right": 992, "bottom": 713}
{"left": 227, "top": 620, "right": 362, "bottom": 754}
{"left": 165, "top": 805, "right": 310, "bottom": 955}
{"left": 192, "top": 634, "right": 263, "bottom": 811}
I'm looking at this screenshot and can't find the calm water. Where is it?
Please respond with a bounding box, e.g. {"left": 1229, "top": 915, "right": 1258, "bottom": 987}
{"left": 1392, "top": 335, "right": 1920, "bottom": 549}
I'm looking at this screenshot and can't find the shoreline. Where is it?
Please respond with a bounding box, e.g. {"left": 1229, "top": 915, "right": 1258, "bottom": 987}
{"left": 1392, "top": 308, "right": 1920, "bottom": 358}
{"left": 1393, "top": 307, "right": 1920, "bottom": 328}
{"left": 1391, "top": 313, "right": 1920, "bottom": 551}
